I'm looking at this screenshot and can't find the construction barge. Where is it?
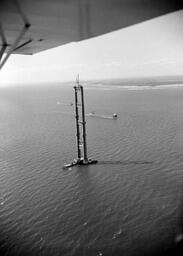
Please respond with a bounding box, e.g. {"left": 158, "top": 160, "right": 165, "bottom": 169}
{"left": 63, "top": 77, "right": 98, "bottom": 169}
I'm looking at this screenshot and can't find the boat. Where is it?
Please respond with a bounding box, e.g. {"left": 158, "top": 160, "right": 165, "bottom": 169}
{"left": 113, "top": 113, "right": 118, "bottom": 119}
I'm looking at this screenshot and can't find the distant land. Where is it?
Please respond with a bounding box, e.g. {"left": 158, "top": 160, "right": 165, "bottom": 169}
{"left": 1, "top": 75, "right": 183, "bottom": 88}
{"left": 84, "top": 75, "right": 183, "bottom": 87}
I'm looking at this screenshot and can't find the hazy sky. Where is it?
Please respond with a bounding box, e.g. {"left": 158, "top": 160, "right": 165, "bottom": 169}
{"left": 0, "top": 10, "right": 183, "bottom": 85}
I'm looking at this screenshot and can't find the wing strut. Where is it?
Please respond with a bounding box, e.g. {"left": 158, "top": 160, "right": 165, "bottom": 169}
{"left": 0, "top": 44, "right": 7, "bottom": 62}
{"left": 0, "top": 24, "right": 7, "bottom": 61}
{"left": 0, "top": 0, "right": 31, "bottom": 70}
{"left": 0, "top": 23, "right": 30, "bottom": 70}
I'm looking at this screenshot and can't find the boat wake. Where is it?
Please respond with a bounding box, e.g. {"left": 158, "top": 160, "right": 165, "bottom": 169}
{"left": 86, "top": 112, "right": 118, "bottom": 120}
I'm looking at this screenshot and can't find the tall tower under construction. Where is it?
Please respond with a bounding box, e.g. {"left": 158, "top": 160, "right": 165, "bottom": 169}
{"left": 63, "top": 76, "right": 97, "bottom": 168}
{"left": 74, "top": 76, "right": 88, "bottom": 163}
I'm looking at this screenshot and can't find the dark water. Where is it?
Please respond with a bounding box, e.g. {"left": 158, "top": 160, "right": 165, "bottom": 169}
{"left": 0, "top": 83, "right": 183, "bottom": 256}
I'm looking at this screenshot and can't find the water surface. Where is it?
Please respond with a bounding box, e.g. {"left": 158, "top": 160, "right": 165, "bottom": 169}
{"left": 0, "top": 83, "right": 183, "bottom": 255}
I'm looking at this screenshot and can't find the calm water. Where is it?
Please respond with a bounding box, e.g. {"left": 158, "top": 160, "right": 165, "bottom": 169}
{"left": 0, "top": 83, "right": 183, "bottom": 256}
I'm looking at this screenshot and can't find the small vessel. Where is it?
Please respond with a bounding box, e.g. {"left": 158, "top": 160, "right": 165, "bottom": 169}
{"left": 63, "top": 159, "right": 78, "bottom": 169}
{"left": 113, "top": 113, "right": 118, "bottom": 119}
{"left": 88, "top": 111, "right": 96, "bottom": 117}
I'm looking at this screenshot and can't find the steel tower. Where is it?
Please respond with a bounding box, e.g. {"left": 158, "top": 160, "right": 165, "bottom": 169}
{"left": 63, "top": 76, "right": 97, "bottom": 168}
{"left": 74, "top": 76, "right": 88, "bottom": 162}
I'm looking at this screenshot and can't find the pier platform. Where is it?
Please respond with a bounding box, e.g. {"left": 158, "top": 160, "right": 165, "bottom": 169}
{"left": 63, "top": 158, "right": 98, "bottom": 169}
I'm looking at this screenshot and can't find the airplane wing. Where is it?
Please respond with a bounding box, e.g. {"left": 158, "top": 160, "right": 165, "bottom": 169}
{"left": 0, "top": 0, "right": 183, "bottom": 57}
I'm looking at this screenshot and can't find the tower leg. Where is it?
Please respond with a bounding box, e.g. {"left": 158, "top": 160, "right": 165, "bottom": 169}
{"left": 80, "top": 85, "right": 88, "bottom": 162}
{"left": 74, "top": 86, "right": 81, "bottom": 159}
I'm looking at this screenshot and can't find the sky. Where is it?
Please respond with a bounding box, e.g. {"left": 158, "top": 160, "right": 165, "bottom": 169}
{"left": 0, "top": 10, "right": 183, "bottom": 85}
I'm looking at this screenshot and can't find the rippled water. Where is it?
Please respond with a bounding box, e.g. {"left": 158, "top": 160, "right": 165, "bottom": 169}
{"left": 0, "top": 83, "right": 183, "bottom": 256}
